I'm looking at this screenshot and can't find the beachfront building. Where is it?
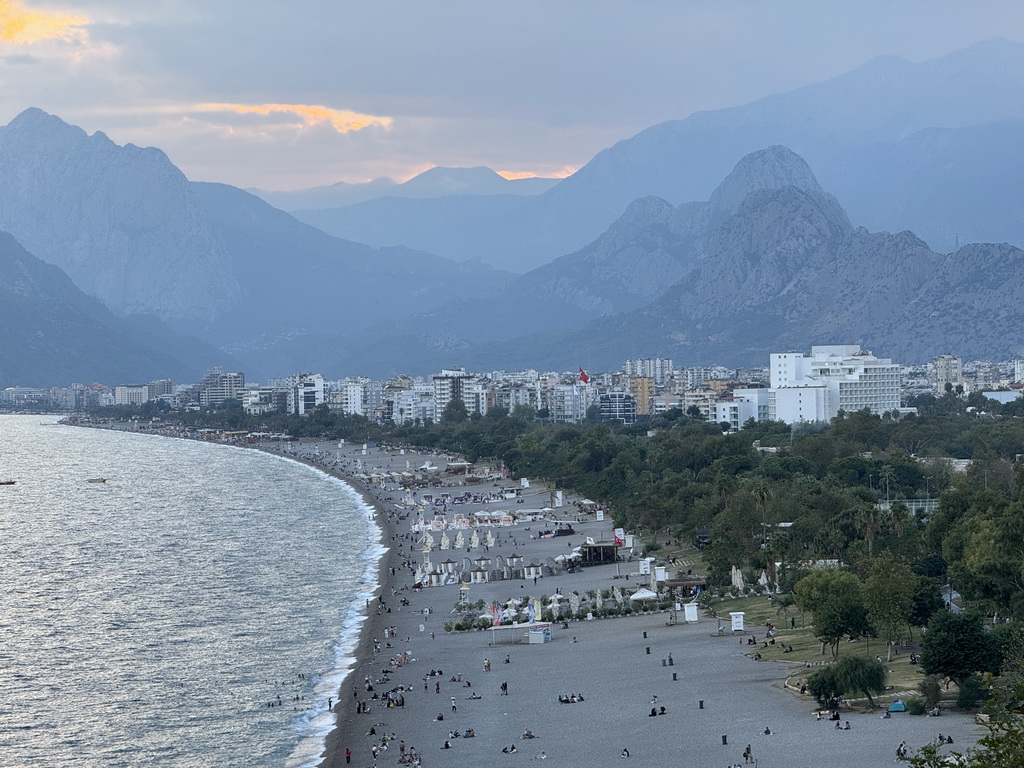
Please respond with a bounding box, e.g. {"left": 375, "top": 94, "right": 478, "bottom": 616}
{"left": 326, "top": 378, "right": 369, "bottom": 417}
{"left": 114, "top": 384, "right": 151, "bottom": 406}
{"left": 240, "top": 386, "right": 288, "bottom": 415}
{"left": 392, "top": 382, "right": 437, "bottom": 425}
{"left": 769, "top": 345, "right": 901, "bottom": 424}
{"left": 268, "top": 373, "right": 326, "bottom": 415}
{"left": 197, "top": 367, "right": 246, "bottom": 408}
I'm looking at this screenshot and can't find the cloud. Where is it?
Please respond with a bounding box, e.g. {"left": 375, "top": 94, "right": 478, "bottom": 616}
{"left": 0, "top": 0, "right": 87, "bottom": 43}
{"left": 498, "top": 166, "right": 577, "bottom": 180}
{"left": 194, "top": 102, "right": 392, "bottom": 134}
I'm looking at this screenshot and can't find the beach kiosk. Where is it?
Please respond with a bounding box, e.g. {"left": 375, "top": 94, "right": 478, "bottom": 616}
{"left": 683, "top": 602, "right": 699, "bottom": 623}
{"left": 524, "top": 561, "right": 544, "bottom": 581}
{"left": 729, "top": 611, "right": 745, "bottom": 632}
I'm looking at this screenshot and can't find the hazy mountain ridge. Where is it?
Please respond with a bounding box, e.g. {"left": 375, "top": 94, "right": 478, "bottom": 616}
{"left": 310, "top": 148, "right": 1024, "bottom": 375}
{"left": 293, "top": 39, "right": 1024, "bottom": 271}
{"left": 0, "top": 231, "right": 234, "bottom": 387}
{"left": 250, "top": 166, "right": 557, "bottom": 211}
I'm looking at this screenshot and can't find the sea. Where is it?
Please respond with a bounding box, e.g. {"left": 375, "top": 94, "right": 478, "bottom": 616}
{"left": 0, "top": 415, "right": 384, "bottom": 768}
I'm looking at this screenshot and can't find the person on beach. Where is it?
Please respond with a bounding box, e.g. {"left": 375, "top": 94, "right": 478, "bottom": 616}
{"left": 501, "top": 681, "right": 509, "bottom": 695}
{"left": 743, "top": 744, "right": 752, "bottom": 763}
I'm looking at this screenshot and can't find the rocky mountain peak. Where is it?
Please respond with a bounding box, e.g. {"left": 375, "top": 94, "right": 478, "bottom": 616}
{"left": 0, "top": 108, "right": 239, "bottom": 322}
{"left": 707, "top": 145, "right": 824, "bottom": 214}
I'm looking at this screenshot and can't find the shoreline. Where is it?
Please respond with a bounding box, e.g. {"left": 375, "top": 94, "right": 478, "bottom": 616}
{"left": 63, "top": 422, "right": 983, "bottom": 767}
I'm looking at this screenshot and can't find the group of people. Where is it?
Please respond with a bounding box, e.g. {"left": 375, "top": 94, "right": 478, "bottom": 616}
{"left": 558, "top": 693, "right": 585, "bottom": 703}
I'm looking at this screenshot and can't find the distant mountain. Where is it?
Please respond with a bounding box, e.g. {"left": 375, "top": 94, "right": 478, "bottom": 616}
{"left": 187, "top": 182, "right": 512, "bottom": 376}
{"left": 306, "top": 147, "right": 1024, "bottom": 375}
{"left": 250, "top": 166, "right": 557, "bottom": 211}
{"left": 294, "top": 39, "right": 1024, "bottom": 271}
{"left": 0, "top": 108, "right": 239, "bottom": 322}
{"left": 0, "top": 109, "right": 512, "bottom": 380}
{"left": 0, "top": 231, "right": 234, "bottom": 387}
{"left": 358, "top": 146, "right": 825, "bottom": 347}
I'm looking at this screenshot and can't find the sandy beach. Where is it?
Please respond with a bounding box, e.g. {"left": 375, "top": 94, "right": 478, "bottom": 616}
{"left": 256, "top": 437, "right": 980, "bottom": 768}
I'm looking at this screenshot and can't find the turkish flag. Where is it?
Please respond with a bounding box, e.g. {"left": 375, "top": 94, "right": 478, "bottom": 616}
{"left": 579, "top": 367, "right": 590, "bottom": 384}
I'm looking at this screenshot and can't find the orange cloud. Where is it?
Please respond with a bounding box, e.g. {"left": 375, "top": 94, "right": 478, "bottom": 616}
{"left": 0, "top": 0, "right": 86, "bottom": 43}
{"left": 196, "top": 102, "right": 392, "bottom": 133}
{"left": 498, "top": 165, "right": 577, "bottom": 180}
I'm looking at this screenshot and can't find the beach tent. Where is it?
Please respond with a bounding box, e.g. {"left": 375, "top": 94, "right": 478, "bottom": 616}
{"left": 628, "top": 587, "right": 658, "bottom": 602}
{"left": 888, "top": 700, "right": 906, "bottom": 712}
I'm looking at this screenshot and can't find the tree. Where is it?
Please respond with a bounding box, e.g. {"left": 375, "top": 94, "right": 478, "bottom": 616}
{"left": 920, "top": 611, "right": 1001, "bottom": 685}
{"left": 833, "top": 655, "right": 887, "bottom": 708}
{"left": 909, "top": 576, "right": 945, "bottom": 635}
{"left": 441, "top": 398, "right": 468, "bottom": 423}
{"left": 806, "top": 665, "right": 841, "bottom": 709}
{"left": 863, "top": 552, "right": 915, "bottom": 660}
{"left": 795, "top": 569, "right": 870, "bottom": 658}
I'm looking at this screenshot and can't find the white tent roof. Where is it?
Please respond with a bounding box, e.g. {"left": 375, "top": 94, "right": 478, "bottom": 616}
{"left": 628, "top": 587, "right": 658, "bottom": 601}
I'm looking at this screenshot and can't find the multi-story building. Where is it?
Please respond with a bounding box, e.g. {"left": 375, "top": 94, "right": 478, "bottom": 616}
{"left": 931, "top": 354, "right": 963, "bottom": 394}
{"left": 114, "top": 384, "right": 151, "bottom": 406}
{"left": 769, "top": 345, "right": 900, "bottom": 424}
{"left": 327, "top": 378, "right": 368, "bottom": 417}
{"left": 713, "top": 388, "right": 771, "bottom": 430}
{"left": 392, "top": 382, "right": 436, "bottom": 425}
{"left": 599, "top": 391, "right": 637, "bottom": 424}
{"left": 622, "top": 358, "right": 675, "bottom": 386}
{"left": 197, "top": 367, "right": 246, "bottom": 408}
{"left": 432, "top": 368, "right": 472, "bottom": 417}
{"left": 547, "top": 384, "right": 588, "bottom": 423}
{"left": 628, "top": 377, "right": 654, "bottom": 417}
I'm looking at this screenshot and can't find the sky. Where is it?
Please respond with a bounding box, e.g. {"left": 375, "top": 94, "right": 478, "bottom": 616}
{"left": 2, "top": 0, "right": 1024, "bottom": 190}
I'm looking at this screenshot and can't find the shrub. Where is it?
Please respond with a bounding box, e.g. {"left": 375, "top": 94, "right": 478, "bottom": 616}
{"left": 443, "top": 621, "right": 454, "bottom": 633}
{"left": 476, "top": 617, "right": 492, "bottom": 630}
{"left": 956, "top": 674, "right": 984, "bottom": 709}
{"left": 919, "top": 675, "right": 942, "bottom": 708}
{"left": 905, "top": 697, "right": 926, "bottom": 715}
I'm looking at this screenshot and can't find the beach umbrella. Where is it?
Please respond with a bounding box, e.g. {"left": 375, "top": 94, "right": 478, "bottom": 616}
{"left": 440, "top": 533, "right": 451, "bottom": 550}
{"left": 569, "top": 592, "right": 581, "bottom": 615}
{"left": 549, "top": 593, "right": 565, "bottom": 602}
{"left": 422, "top": 533, "right": 435, "bottom": 552}
{"left": 485, "top": 531, "right": 496, "bottom": 548}
{"left": 454, "top": 532, "right": 465, "bottom": 550}
{"left": 470, "top": 531, "right": 480, "bottom": 549}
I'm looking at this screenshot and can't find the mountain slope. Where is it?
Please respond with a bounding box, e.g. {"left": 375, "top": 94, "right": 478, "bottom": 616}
{"left": 0, "top": 108, "right": 239, "bottom": 322}
{"left": 0, "top": 231, "right": 235, "bottom": 387}
{"left": 294, "top": 39, "right": 1024, "bottom": 271}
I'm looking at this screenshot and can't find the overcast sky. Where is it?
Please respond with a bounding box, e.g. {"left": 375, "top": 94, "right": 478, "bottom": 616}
{"left": 2, "top": 0, "right": 1023, "bottom": 190}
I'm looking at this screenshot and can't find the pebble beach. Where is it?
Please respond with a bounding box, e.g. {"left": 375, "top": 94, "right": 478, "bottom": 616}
{"left": 257, "top": 438, "right": 980, "bottom": 768}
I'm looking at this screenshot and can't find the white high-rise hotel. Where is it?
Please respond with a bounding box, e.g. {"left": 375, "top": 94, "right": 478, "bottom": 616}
{"left": 769, "top": 345, "right": 901, "bottom": 424}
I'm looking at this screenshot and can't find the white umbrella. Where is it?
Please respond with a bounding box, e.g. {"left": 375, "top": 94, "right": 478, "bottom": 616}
{"left": 454, "top": 531, "right": 465, "bottom": 549}
{"left": 549, "top": 593, "right": 566, "bottom": 602}
{"left": 440, "top": 533, "right": 451, "bottom": 550}
{"left": 470, "top": 531, "right": 480, "bottom": 549}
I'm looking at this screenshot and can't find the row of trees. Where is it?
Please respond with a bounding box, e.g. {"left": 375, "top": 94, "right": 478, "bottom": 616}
{"left": 97, "top": 398, "right": 1024, "bottom": 617}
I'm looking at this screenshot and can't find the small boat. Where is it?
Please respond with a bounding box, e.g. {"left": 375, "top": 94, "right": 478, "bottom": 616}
{"left": 86, "top": 478, "right": 107, "bottom": 484}
{"left": 0, "top": 480, "right": 15, "bottom": 486}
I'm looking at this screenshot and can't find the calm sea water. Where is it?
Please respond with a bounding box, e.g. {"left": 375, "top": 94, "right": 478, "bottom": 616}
{"left": 0, "top": 416, "right": 382, "bottom": 768}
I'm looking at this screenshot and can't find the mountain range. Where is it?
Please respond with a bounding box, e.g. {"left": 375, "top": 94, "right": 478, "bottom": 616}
{"left": 292, "top": 39, "right": 1024, "bottom": 272}
{"left": 294, "top": 146, "right": 1024, "bottom": 375}
{"left": 2, "top": 39, "right": 1024, "bottom": 386}
{"left": 250, "top": 166, "right": 557, "bottom": 211}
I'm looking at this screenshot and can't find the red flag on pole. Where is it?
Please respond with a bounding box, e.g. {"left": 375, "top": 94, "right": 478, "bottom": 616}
{"left": 578, "top": 367, "right": 590, "bottom": 384}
